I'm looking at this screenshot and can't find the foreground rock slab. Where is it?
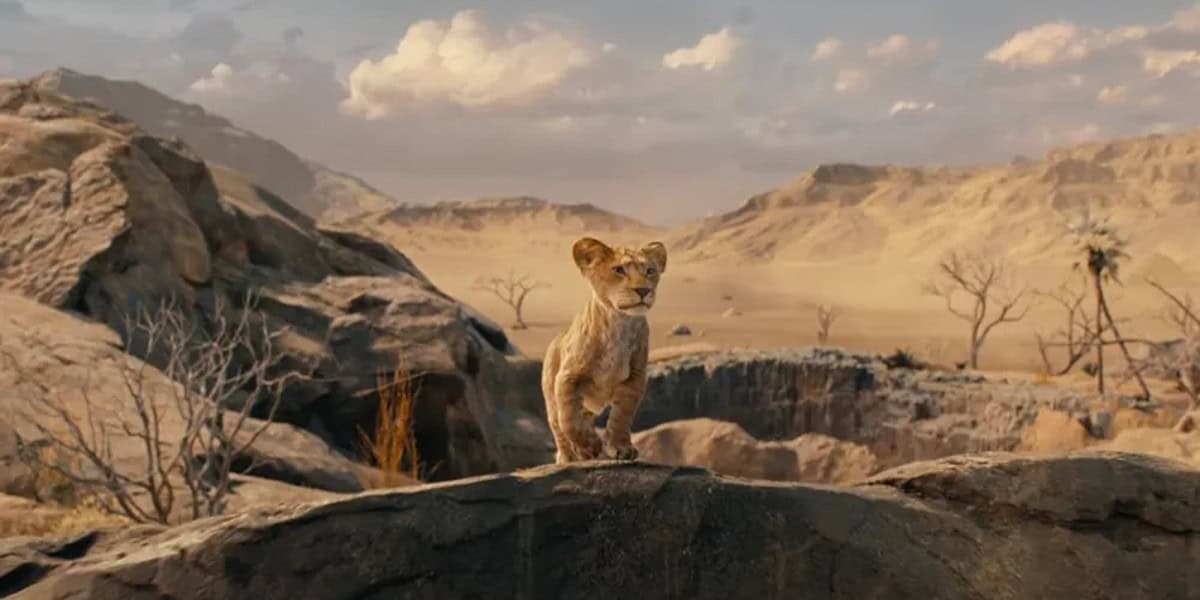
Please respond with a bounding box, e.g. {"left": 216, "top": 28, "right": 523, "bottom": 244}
{"left": 8, "top": 451, "right": 1200, "bottom": 599}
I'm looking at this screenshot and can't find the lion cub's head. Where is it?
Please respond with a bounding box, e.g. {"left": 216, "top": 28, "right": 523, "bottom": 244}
{"left": 572, "top": 237, "right": 667, "bottom": 316}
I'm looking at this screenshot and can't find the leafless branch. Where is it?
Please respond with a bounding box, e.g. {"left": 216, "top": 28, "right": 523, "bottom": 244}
{"left": 4, "top": 292, "right": 308, "bottom": 524}
{"left": 1032, "top": 277, "right": 1109, "bottom": 375}
{"left": 474, "top": 271, "right": 549, "bottom": 330}
{"left": 1143, "top": 279, "right": 1200, "bottom": 408}
{"left": 815, "top": 304, "right": 841, "bottom": 345}
{"left": 924, "top": 248, "right": 1032, "bottom": 369}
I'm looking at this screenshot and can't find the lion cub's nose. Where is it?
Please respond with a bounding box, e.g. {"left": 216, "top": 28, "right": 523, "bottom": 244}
{"left": 634, "top": 287, "right": 652, "bottom": 299}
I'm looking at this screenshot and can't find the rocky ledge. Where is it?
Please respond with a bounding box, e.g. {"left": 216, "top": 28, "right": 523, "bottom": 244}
{"left": 639, "top": 348, "right": 1103, "bottom": 469}
{"left": 4, "top": 451, "right": 1198, "bottom": 599}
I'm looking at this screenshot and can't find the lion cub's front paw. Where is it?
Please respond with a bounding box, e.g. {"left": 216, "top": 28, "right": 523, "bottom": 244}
{"left": 605, "top": 442, "right": 639, "bottom": 461}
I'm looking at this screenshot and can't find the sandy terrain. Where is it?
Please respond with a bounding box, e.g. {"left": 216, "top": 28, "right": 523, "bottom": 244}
{"left": 384, "top": 233, "right": 1189, "bottom": 378}
{"left": 342, "top": 129, "right": 1200, "bottom": 379}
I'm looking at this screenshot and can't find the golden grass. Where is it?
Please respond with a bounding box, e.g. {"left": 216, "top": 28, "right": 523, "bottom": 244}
{"left": 358, "top": 366, "right": 422, "bottom": 488}
{"left": 0, "top": 496, "right": 129, "bottom": 538}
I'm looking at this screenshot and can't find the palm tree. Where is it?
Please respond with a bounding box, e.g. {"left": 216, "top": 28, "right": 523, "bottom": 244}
{"left": 1067, "top": 209, "right": 1149, "bottom": 401}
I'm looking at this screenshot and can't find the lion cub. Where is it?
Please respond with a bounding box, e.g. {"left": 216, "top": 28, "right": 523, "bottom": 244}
{"left": 541, "top": 237, "right": 667, "bottom": 464}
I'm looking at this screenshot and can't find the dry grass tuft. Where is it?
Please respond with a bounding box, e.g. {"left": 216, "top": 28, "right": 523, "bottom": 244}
{"left": 358, "top": 366, "right": 422, "bottom": 488}
{"left": 0, "top": 496, "right": 129, "bottom": 538}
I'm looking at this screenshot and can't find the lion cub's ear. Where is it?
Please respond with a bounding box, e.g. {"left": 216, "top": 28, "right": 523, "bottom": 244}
{"left": 641, "top": 242, "right": 667, "bottom": 273}
{"left": 573, "top": 237, "right": 614, "bottom": 271}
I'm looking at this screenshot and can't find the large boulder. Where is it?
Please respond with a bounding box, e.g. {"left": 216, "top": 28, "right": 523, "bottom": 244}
{"left": 30, "top": 68, "right": 397, "bottom": 220}
{"left": 6, "top": 452, "right": 1200, "bottom": 599}
{"left": 0, "top": 292, "right": 369, "bottom": 504}
{"left": 639, "top": 348, "right": 1099, "bottom": 468}
{"left": 633, "top": 418, "right": 877, "bottom": 484}
{"left": 0, "top": 77, "right": 549, "bottom": 480}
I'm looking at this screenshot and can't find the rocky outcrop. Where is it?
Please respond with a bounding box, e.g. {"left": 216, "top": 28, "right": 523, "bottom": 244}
{"left": 30, "top": 68, "right": 395, "bottom": 220}
{"left": 633, "top": 418, "right": 877, "bottom": 483}
{"left": 639, "top": 349, "right": 1095, "bottom": 468}
{"left": 0, "top": 76, "right": 550, "bottom": 480}
{"left": 0, "top": 292, "right": 370, "bottom": 502}
{"left": 6, "top": 452, "right": 1200, "bottom": 599}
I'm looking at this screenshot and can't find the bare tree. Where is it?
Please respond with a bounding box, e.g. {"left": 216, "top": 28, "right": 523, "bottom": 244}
{"left": 923, "top": 248, "right": 1032, "bottom": 369}
{"left": 1067, "top": 211, "right": 1151, "bottom": 401}
{"left": 5, "top": 295, "right": 303, "bottom": 524}
{"left": 474, "top": 271, "right": 549, "bottom": 330}
{"left": 1034, "top": 276, "right": 1108, "bottom": 375}
{"left": 1147, "top": 279, "right": 1200, "bottom": 407}
{"left": 815, "top": 304, "right": 841, "bottom": 345}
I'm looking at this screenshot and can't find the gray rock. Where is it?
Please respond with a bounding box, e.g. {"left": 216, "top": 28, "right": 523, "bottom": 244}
{"left": 0, "top": 77, "right": 549, "bottom": 480}
{"left": 638, "top": 348, "right": 1097, "bottom": 469}
{"left": 8, "top": 452, "right": 1200, "bottom": 599}
{"left": 669, "top": 324, "right": 692, "bottom": 336}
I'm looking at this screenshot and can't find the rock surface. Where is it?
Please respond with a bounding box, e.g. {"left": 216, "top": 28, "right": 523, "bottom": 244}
{"left": 639, "top": 348, "right": 1097, "bottom": 468}
{"left": 0, "top": 292, "right": 369, "bottom": 502}
{"left": 0, "top": 76, "right": 550, "bottom": 479}
{"left": 29, "top": 68, "right": 396, "bottom": 220}
{"left": 1017, "top": 409, "right": 1092, "bottom": 452}
{"left": 633, "top": 418, "right": 877, "bottom": 483}
{"left": 6, "top": 452, "right": 1200, "bottom": 599}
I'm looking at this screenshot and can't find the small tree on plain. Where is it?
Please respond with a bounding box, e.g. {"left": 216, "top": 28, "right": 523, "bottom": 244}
{"left": 5, "top": 294, "right": 302, "bottom": 524}
{"left": 816, "top": 304, "right": 841, "bottom": 345}
{"left": 1066, "top": 211, "right": 1151, "bottom": 401}
{"left": 474, "top": 271, "right": 548, "bottom": 330}
{"left": 923, "top": 248, "right": 1031, "bottom": 369}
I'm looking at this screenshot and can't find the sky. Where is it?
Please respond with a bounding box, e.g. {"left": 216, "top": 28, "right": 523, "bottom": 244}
{"left": 3, "top": 0, "right": 1199, "bottom": 225}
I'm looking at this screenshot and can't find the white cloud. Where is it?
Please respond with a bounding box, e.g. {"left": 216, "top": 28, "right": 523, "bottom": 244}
{"left": 188, "top": 61, "right": 295, "bottom": 96}
{"left": 662, "top": 27, "right": 739, "bottom": 71}
{"left": 986, "top": 21, "right": 1147, "bottom": 68}
{"left": 189, "top": 62, "right": 234, "bottom": 93}
{"left": 889, "top": 100, "right": 937, "bottom": 116}
{"left": 1142, "top": 49, "right": 1200, "bottom": 77}
{"left": 867, "top": 34, "right": 939, "bottom": 65}
{"left": 833, "top": 68, "right": 869, "bottom": 94}
{"left": 810, "top": 37, "right": 842, "bottom": 63}
{"left": 340, "top": 10, "right": 593, "bottom": 118}
{"left": 1096, "top": 85, "right": 1128, "bottom": 105}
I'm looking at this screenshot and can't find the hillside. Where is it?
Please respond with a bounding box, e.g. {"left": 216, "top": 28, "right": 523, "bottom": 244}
{"left": 670, "top": 132, "right": 1200, "bottom": 275}
{"left": 341, "top": 196, "right": 663, "bottom": 254}
{"left": 26, "top": 68, "right": 395, "bottom": 220}
{"left": 346, "top": 195, "right": 659, "bottom": 234}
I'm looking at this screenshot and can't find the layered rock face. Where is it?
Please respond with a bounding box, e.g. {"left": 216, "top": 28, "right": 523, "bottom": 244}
{"left": 5, "top": 452, "right": 1198, "bottom": 599}
{"left": 0, "top": 77, "right": 550, "bottom": 480}
{"left": 639, "top": 349, "right": 1094, "bottom": 468}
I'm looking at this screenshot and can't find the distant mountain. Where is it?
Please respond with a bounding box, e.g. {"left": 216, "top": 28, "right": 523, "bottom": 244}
{"left": 347, "top": 196, "right": 657, "bottom": 233}
{"left": 28, "top": 68, "right": 395, "bottom": 220}
{"left": 668, "top": 130, "right": 1200, "bottom": 271}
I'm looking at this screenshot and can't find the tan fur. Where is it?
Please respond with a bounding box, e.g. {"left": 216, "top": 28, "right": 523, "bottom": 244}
{"left": 541, "top": 237, "right": 667, "bottom": 463}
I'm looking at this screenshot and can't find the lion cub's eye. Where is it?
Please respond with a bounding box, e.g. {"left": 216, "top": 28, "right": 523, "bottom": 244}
{"left": 646, "top": 267, "right": 657, "bottom": 276}
{"left": 613, "top": 265, "right": 627, "bottom": 276}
